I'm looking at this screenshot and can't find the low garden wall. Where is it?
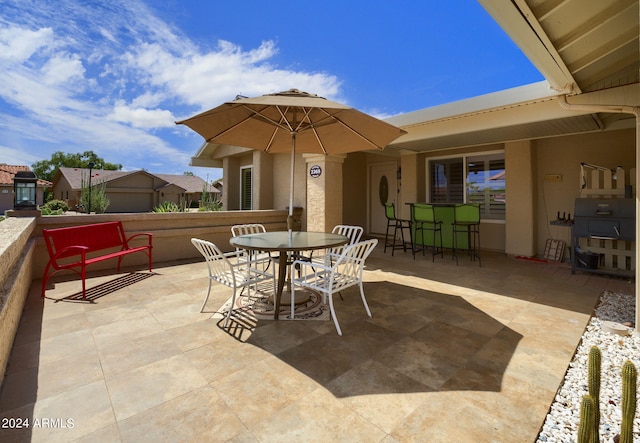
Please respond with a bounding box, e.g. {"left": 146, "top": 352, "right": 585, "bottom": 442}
{"left": 0, "top": 217, "right": 36, "bottom": 384}
{"left": 31, "top": 210, "right": 289, "bottom": 276}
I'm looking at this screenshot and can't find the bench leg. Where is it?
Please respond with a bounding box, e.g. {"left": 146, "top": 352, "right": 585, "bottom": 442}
{"left": 41, "top": 262, "right": 52, "bottom": 297}
{"left": 81, "top": 264, "right": 87, "bottom": 298}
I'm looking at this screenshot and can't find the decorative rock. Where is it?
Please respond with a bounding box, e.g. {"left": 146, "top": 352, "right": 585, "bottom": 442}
{"left": 536, "top": 291, "right": 640, "bottom": 442}
{"left": 602, "top": 320, "right": 632, "bottom": 336}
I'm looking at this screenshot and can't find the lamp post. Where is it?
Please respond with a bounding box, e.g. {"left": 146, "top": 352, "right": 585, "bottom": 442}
{"left": 87, "top": 162, "right": 95, "bottom": 214}
{"left": 13, "top": 171, "right": 38, "bottom": 210}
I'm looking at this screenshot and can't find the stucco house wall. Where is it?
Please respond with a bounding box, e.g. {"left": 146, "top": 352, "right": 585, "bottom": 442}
{"left": 534, "top": 127, "right": 636, "bottom": 256}
{"left": 343, "top": 152, "right": 368, "bottom": 228}
{"left": 105, "top": 173, "right": 158, "bottom": 213}
{"left": 52, "top": 180, "right": 76, "bottom": 205}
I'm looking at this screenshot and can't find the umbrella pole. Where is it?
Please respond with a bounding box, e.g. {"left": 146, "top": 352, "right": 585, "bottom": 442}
{"left": 287, "top": 132, "right": 296, "bottom": 237}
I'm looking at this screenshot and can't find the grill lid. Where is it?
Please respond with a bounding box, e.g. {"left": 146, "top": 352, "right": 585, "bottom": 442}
{"left": 574, "top": 198, "right": 635, "bottom": 219}
{"left": 573, "top": 198, "right": 635, "bottom": 241}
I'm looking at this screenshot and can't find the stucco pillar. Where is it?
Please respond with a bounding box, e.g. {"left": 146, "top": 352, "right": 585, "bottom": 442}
{"left": 223, "top": 156, "right": 239, "bottom": 210}
{"left": 252, "top": 150, "right": 273, "bottom": 210}
{"left": 635, "top": 113, "right": 639, "bottom": 333}
{"left": 304, "top": 155, "right": 345, "bottom": 232}
{"left": 505, "top": 140, "right": 536, "bottom": 256}
{"left": 398, "top": 151, "right": 419, "bottom": 220}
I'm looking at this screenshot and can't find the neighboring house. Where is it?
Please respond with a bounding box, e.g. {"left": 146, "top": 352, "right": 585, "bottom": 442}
{"left": 50, "top": 168, "right": 215, "bottom": 213}
{"left": 0, "top": 164, "right": 51, "bottom": 214}
{"left": 190, "top": 1, "right": 639, "bottom": 263}
{"left": 212, "top": 179, "right": 223, "bottom": 194}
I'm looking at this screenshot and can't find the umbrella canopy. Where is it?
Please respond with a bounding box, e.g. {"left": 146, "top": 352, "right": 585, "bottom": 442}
{"left": 177, "top": 89, "right": 407, "bottom": 232}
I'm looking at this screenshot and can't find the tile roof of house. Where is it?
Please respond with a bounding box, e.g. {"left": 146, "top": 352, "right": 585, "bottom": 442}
{"left": 56, "top": 168, "right": 213, "bottom": 193}
{"left": 56, "top": 167, "right": 132, "bottom": 189}
{"left": 0, "top": 164, "right": 52, "bottom": 187}
{"left": 156, "top": 174, "right": 218, "bottom": 194}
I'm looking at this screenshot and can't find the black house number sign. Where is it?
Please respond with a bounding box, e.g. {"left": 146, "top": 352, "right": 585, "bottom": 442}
{"left": 309, "top": 165, "right": 322, "bottom": 178}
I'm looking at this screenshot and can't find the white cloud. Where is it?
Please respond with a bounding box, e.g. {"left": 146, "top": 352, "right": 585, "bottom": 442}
{"left": 0, "top": 0, "right": 344, "bottom": 174}
{"left": 0, "top": 26, "right": 53, "bottom": 63}
{"left": 0, "top": 145, "right": 40, "bottom": 166}
{"left": 41, "top": 52, "right": 85, "bottom": 85}
{"left": 108, "top": 101, "right": 175, "bottom": 128}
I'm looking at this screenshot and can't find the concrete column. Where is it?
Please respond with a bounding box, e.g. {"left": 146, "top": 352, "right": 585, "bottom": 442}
{"left": 304, "top": 155, "right": 345, "bottom": 232}
{"left": 252, "top": 151, "right": 273, "bottom": 210}
{"left": 505, "top": 140, "right": 535, "bottom": 256}
{"left": 398, "top": 151, "right": 419, "bottom": 220}
{"left": 223, "top": 156, "right": 239, "bottom": 210}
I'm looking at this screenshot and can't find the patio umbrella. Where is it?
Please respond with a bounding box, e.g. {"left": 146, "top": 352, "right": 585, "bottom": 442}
{"left": 176, "top": 88, "right": 407, "bottom": 233}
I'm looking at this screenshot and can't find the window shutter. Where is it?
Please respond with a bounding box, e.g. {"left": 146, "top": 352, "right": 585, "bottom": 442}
{"left": 241, "top": 168, "right": 252, "bottom": 210}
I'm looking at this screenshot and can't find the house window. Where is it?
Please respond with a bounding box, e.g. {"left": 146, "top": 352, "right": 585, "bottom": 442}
{"left": 428, "top": 151, "right": 505, "bottom": 220}
{"left": 240, "top": 166, "right": 252, "bottom": 210}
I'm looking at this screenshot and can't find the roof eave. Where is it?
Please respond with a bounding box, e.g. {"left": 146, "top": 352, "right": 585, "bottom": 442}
{"left": 478, "top": 0, "right": 580, "bottom": 95}
{"left": 385, "top": 81, "right": 559, "bottom": 128}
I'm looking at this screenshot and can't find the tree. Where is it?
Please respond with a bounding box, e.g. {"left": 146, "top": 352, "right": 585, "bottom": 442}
{"left": 31, "top": 150, "right": 122, "bottom": 183}
{"left": 183, "top": 171, "right": 194, "bottom": 176}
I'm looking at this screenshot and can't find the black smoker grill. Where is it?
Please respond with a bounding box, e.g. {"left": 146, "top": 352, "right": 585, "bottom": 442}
{"left": 571, "top": 198, "right": 635, "bottom": 274}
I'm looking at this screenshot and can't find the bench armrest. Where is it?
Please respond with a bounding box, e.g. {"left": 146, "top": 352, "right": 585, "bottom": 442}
{"left": 125, "top": 232, "right": 153, "bottom": 247}
{"left": 50, "top": 245, "right": 89, "bottom": 261}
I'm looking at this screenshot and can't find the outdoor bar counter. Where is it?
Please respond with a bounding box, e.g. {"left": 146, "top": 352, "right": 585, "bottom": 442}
{"left": 407, "top": 203, "right": 471, "bottom": 250}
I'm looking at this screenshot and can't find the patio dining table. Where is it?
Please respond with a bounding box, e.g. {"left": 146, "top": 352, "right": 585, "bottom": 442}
{"left": 229, "top": 231, "right": 348, "bottom": 320}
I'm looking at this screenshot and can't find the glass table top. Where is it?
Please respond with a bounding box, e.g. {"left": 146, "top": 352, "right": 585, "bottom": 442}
{"left": 229, "top": 231, "right": 348, "bottom": 252}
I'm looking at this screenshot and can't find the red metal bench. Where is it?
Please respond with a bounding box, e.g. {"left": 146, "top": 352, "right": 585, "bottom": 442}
{"left": 42, "top": 221, "right": 153, "bottom": 298}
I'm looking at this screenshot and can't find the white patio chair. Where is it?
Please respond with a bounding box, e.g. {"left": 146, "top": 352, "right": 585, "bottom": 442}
{"left": 291, "top": 238, "right": 378, "bottom": 336}
{"left": 314, "top": 224, "right": 364, "bottom": 266}
{"left": 191, "top": 238, "right": 275, "bottom": 327}
{"left": 231, "top": 224, "right": 275, "bottom": 272}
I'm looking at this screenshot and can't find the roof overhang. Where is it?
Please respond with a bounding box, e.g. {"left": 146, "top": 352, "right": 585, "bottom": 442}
{"left": 386, "top": 82, "right": 638, "bottom": 153}
{"left": 190, "top": 142, "right": 253, "bottom": 168}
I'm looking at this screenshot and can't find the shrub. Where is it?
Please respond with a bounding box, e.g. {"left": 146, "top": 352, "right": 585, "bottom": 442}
{"left": 41, "top": 199, "right": 69, "bottom": 213}
{"left": 80, "top": 173, "right": 110, "bottom": 213}
{"left": 198, "top": 200, "right": 222, "bottom": 211}
{"left": 199, "top": 183, "right": 222, "bottom": 211}
{"left": 152, "top": 201, "right": 183, "bottom": 212}
{"left": 40, "top": 207, "right": 64, "bottom": 216}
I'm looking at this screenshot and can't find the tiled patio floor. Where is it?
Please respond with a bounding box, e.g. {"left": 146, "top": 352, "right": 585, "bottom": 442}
{"left": 0, "top": 244, "right": 634, "bottom": 442}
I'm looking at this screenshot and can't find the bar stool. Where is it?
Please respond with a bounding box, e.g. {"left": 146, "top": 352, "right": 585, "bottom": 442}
{"left": 452, "top": 203, "right": 481, "bottom": 266}
{"left": 412, "top": 203, "right": 443, "bottom": 261}
{"left": 384, "top": 203, "right": 412, "bottom": 256}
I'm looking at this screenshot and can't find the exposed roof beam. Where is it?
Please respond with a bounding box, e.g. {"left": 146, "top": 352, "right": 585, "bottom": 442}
{"left": 569, "top": 32, "right": 639, "bottom": 75}
{"left": 533, "top": 0, "right": 570, "bottom": 22}
{"left": 554, "top": 1, "right": 636, "bottom": 52}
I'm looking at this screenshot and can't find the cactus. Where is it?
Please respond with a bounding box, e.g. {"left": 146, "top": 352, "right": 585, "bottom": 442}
{"left": 620, "top": 360, "right": 637, "bottom": 443}
{"left": 579, "top": 395, "right": 595, "bottom": 443}
{"left": 588, "top": 346, "right": 601, "bottom": 443}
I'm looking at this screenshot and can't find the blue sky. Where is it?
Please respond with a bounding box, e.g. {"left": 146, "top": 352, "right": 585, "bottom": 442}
{"left": 0, "top": 0, "right": 542, "bottom": 181}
